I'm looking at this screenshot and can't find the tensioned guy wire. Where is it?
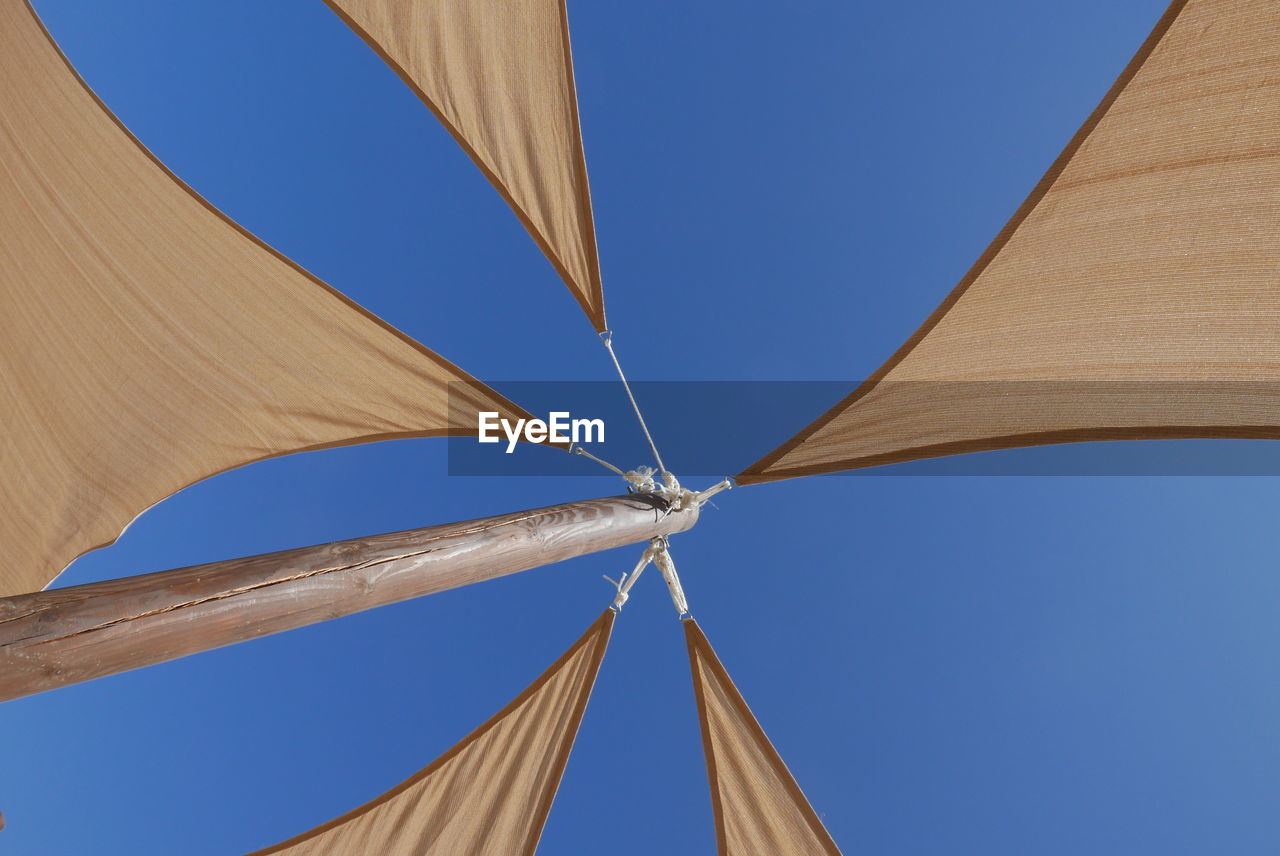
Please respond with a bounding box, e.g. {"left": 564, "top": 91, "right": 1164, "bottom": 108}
{"left": 569, "top": 443, "right": 628, "bottom": 478}
{"left": 600, "top": 330, "right": 669, "bottom": 475}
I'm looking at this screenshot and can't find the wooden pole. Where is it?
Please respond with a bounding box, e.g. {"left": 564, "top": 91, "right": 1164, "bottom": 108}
{"left": 0, "top": 493, "right": 697, "bottom": 702}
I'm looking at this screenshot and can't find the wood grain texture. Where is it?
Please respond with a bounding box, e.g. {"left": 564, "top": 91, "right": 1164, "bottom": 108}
{"left": 0, "top": 494, "right": 696, "bottom": 702}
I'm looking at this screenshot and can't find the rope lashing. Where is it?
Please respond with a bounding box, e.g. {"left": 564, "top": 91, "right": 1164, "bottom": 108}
{"left": 589, "top": 328, "right": 731, "bottom": 618}
{"left": 622, "top": 465, "right": 659, "bottom": 494}
{"left": 605, "top": 536, "right": 694, "bottom": 617}
{"left": 651, "top": 537, "right": 690, "bottom": 618}
{"left": 614, "top": 468, "right": 732, "bottom": 511}
{"left": 605, "top": 540, "right": 661, "bottom": 611}
{"left": 570, "top": 449, "right": 733, "bottom": 516}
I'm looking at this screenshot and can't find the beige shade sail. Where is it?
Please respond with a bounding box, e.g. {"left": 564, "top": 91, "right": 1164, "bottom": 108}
{"left": 0, "top": 0, "right": 527, "bottom": 597}
{"left": 248, "top": 610, "right": 614, "bottom": 855}
{"left": 321, "top": 0, "right": 607, "bottom": 329}
{"left": 740, "top": 0, "right": 1280, "bottom": 483}
{"left": 685, "top": 620, "right": 841, "bottom": 856}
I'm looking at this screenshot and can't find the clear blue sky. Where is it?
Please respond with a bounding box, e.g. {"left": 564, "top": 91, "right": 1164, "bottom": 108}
{"left": 7, "top": 0, "right": 1280, "bottom": 853}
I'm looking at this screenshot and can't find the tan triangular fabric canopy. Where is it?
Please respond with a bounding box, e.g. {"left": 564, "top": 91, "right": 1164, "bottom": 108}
{"left": 740, "top": 0, "right": 1280, "bottom": 483}
{"left": 321, "top": 0, "right": 607, "bottom": 329}
{"left": 0, "top": 0, "right": 525, "bottom": 597}
{"left": 248, "top": 610, "right": 613, "bottom": 855}
{"left": 685, "top": 620, "right": 841, "bottom": 856}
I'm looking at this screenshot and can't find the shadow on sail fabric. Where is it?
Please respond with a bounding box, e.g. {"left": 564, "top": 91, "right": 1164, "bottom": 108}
{"left": 320, "top": 0, "right": 607, "bottom": 330}
{"left": 247, "top": 610, "right": 614, "bottom": 855}
{"left": 684, "top": 620, "right": 841, "bottom": 856}
{"left": 0, "top": 0, "right": 528, "bottom": 597}
{"left": 739, "top": 0, "right": 1280, "bottom": 483}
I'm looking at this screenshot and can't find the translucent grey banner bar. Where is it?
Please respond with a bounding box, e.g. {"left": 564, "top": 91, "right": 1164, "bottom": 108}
{"left": 447, "top": 381, "right": 1280, "bottom": 476}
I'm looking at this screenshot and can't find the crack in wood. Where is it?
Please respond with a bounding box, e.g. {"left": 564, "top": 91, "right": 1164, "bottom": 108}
{"left": 31, "top": 545, "right": 446, "bottom": 645}
{"left": 0, "top": 494, "right": 692, "bottom": 701}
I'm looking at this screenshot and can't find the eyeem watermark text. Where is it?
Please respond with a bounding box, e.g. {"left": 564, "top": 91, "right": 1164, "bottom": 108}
{"left": 477, "top": 411, "right": 605, "bottom": 453}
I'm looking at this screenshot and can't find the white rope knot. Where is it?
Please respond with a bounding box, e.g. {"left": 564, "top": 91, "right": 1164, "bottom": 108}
{"left": 620, "top": 466, "right": 681, "bottom": 500}
{"left": 569, "top": 445, "right": 732, "bottom": 516}
{"left": 621, "top": 469, "right": 731, "bottom": 512}
{"left": 623, "top": 466, "right": 660, "bottom": 493}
